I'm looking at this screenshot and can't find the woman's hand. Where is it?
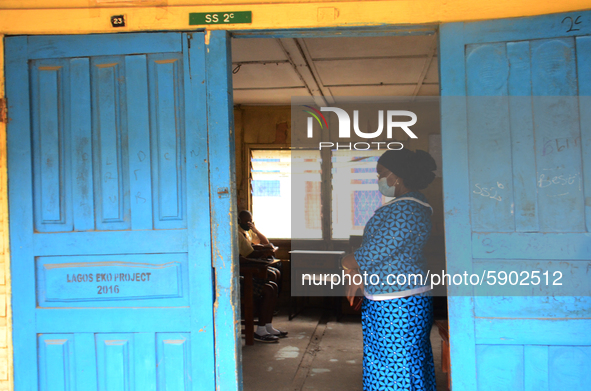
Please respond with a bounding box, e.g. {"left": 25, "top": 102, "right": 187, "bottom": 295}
{"left": 341, "top": 254, "right": 359, "bottom": 270}
{"left": 341, "top": 254, "right": 363, "bottom": 305}
{"left": 345, "top": 269, "right": 364, "bottom": 306}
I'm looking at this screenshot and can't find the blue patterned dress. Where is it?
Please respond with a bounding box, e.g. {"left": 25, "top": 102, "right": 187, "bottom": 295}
{"left": 354, "top": 191, "right": 436, "bottom": 391}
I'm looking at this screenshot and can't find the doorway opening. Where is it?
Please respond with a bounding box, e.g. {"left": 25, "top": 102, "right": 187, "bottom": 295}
{"left": 230, "top": 32, "right": 449, "bottom": 391}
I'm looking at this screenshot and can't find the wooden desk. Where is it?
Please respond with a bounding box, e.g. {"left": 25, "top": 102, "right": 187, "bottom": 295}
{"left": 239, "top": 258, "right": 280, "bottom": 345}
{"left": 288, "top": 250, "right": 345, "bottom": 320}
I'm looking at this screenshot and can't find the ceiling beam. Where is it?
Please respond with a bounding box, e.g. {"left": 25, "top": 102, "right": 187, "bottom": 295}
{"left": 278, "top": 38, "right": 332, "bottom": 107}
{"left": 412, "top": 35, "right": 438, "bottom": 98}
{"left": 294, "top": 38, "right": 335, "bottom": 105}
{"left": 232, "top": 60, "right": 290, "bottom": 65}
{"left": 311, "top": 55, "right": 434, "bottom": 62}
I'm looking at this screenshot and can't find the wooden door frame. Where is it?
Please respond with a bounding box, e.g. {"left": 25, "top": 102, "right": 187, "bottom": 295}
{"left": 3, "top": 30, "right": 236, "bottom": 391}
{"left": 2, "top": 25, "right": 444, "bottom": 391}
{"left": 227, "top": 24, "right": 446, "bottom": 391}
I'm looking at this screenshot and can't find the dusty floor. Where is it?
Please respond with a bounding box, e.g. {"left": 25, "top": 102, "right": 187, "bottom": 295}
{"left": 241, "top": 309, "right": 448, "bottom": 391}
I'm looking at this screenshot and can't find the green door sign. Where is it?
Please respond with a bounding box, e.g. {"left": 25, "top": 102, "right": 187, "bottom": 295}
{"left": 189, "top": 11, "right": 252, "bottom": 25}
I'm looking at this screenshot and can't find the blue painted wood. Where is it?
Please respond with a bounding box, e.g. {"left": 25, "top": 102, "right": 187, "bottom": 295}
{"left": 91, "top": 56, "right": 131, "bottom": 231}
{"left": 475, "top": 318, "right": 591, "bottom": 345}
{"left": 576, "top": 36, "right": 591, "bottom": 232}
{"left": 74, "top": 333, "right": 98, "bottom": 391}
{"left": 6, "top": 35, "right": 39, "bottom": 391}
{"left": 35, "top": 253, "right": 189, "bottom": 307}
{"left": 157, "top": 333, "right": 191, "bottom": 391}
{"left": 441, "top": 11, "right": 591, "bottom": 390}
{"left": 206, "top": 30, "right": 242, "bottom": 391}
{"left": 30, "top": 59, "right": 73, "bottom": 232}
{"left": 531, "top": 38, "right": 584, "bottom": 232}
{"left": 472, "top": 232, "right": 591, "bottom": 259}
{"left": 465, "top": 43, "right": 514, "bottom": 232}
{"left": 507, "top": 42, "right": 539, "bottom": 232}
{"left": 439, "top": 22, "right": 479, "bottom": 391}
{"left": 525, "top": 345, "right": 548, "bottom": 391}
{"left": 148, "top": 53, "right": 187, "bottom": 230}
{"left": 476, "top": 345, "right": 524, "bottom": 391}
{"left": 134, "top": 333, "right": 157, "bottom": 391}
{"left": 70, "top": 58, "right": 95, "bottom": 232}
{"left": 32, "top": 230, "right": 187, "bottom": 255}
{"left": 27, "top": 32, "right": 183, "bottom": 59}
{"left": 96, "top": 333, "right": 134, "bottom": 391}
{"left": 183, "top": 32, "right": 217, "bottom": 391}
{"left": 37, "top": 308, "right": 190, "bottom": 332}
{"left": 471, "top": 260, "right": 591, "bottom": 296}
{"left": 37, "top": 64, "right": 65, "bottom": 224}
{"left": 475, "top": 296, "right": 591, "bottom": 318}
{"left": 548, "top": 346, "right": 591, "bottom": 389}
{"left": 6, "top": 32, "right": 216, "bottom": 391}
{"left": 125, "top": 55, "right": 154, "bottom": 231}
{"left": 462, "top": 10, "right": 591, "bottom": 44}
{"left": 38, "top": 334, "right": 75, "bottom": 391}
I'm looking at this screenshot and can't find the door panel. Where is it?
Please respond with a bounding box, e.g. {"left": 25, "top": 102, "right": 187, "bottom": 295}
{"left": 90, "top": 56, "right": 131, "bottom": 231}
{"left": 6, "top": 33, "right": 216, "bottom": 390}
{"left": 440, "top": 11, "right": 591, "bottom": 390}
{"left": 147, "top": 53, "right": 186, "bottom": 230}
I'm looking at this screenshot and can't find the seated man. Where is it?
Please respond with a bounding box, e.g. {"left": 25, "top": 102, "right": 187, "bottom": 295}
{"left": 238, "top": 210, "right": 287, "bottom": 342}
{"left": 238, "top": 210, "right": 282, "bottom": 284}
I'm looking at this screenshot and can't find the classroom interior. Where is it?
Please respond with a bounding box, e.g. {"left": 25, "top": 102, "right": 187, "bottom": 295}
{"left": 231, "top": 34, "right": 450, "bottom": 391}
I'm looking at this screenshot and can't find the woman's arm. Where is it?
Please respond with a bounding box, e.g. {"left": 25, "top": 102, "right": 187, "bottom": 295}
{"left": 342, "top": 254, "right": 363, "bottom": 305}
{"left": 341, "top": 253, "right": 359, "bottom": 270}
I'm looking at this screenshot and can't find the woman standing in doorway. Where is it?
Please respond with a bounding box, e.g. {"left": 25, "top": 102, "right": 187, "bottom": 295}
{"left": 342, "top": 148, "right": 437, "bottom": 391}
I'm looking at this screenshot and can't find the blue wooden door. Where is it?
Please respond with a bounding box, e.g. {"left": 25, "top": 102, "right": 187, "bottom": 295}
{"left": 440, "top": 11, "right": 591, "bottom": 390}
{"left": 5, "top": 32, "right": 219, "bottom": 390}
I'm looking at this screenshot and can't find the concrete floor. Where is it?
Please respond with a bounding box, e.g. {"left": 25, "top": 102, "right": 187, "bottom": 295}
{"left": 241, "top": 309, "right": 448, "bottom": 391}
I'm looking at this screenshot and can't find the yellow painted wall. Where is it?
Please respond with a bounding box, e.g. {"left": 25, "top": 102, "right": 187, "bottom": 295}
{"left": 0, "top": 0, "right": 590, "bottom": 35}
{"left": 234, "top": 106, "right": 291, "bottom": 212}
{"left": 1, "top": 1, "right": 590, "bottom": 390}
{"left": 0, "top": 36, "right": 12, "bottom": 391}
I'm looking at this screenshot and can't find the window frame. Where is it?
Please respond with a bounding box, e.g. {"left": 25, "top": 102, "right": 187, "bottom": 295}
{"left": 246, "top": 144, "right": 376, "bottom": 248}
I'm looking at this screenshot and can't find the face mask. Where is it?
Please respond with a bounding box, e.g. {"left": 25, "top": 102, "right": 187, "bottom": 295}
{"left": 239, "top": 223, "right": 251, "bottom": 231}
{"left": 378, "top": 175, "right": 397, "bottom": 197}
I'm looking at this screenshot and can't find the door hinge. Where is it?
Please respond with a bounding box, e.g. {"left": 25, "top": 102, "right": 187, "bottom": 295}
{"left": 0, "top": 99, "right": 7, "bottom": 124}
{"left": 187, "top": 34, "right": 192, "bottom": 49}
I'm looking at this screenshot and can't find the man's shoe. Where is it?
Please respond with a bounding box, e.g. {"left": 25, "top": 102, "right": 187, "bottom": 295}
{"left": 271, "top": 330, "right": 288, "bottom": 338}
{"left": 254, "top": 333, "right": 279, "bottom": 343}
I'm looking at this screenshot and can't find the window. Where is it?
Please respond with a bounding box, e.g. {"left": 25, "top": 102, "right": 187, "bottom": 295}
{"left": 291, "top": 150, "right": 322, "bottom": 239}
{"left": 331, "top": 150, "right": 392, "bottom": 239}
{"left": 250, "top": 149, "right": 388, "bottom": 240}
{"left": 250, "top": 150, "right": 322, "bottom": 239}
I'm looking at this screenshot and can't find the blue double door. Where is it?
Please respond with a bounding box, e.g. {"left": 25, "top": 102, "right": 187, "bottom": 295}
{"left": 5, "top": 32, "right": 231, "bottom": 390}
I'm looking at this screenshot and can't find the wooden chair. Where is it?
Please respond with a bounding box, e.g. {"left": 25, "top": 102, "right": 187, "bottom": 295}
{"left": 239, "top": 258, "right": 280, "bottom": 345}
{"left": 435, "top": 319, "right": 451, "bottom": 390}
